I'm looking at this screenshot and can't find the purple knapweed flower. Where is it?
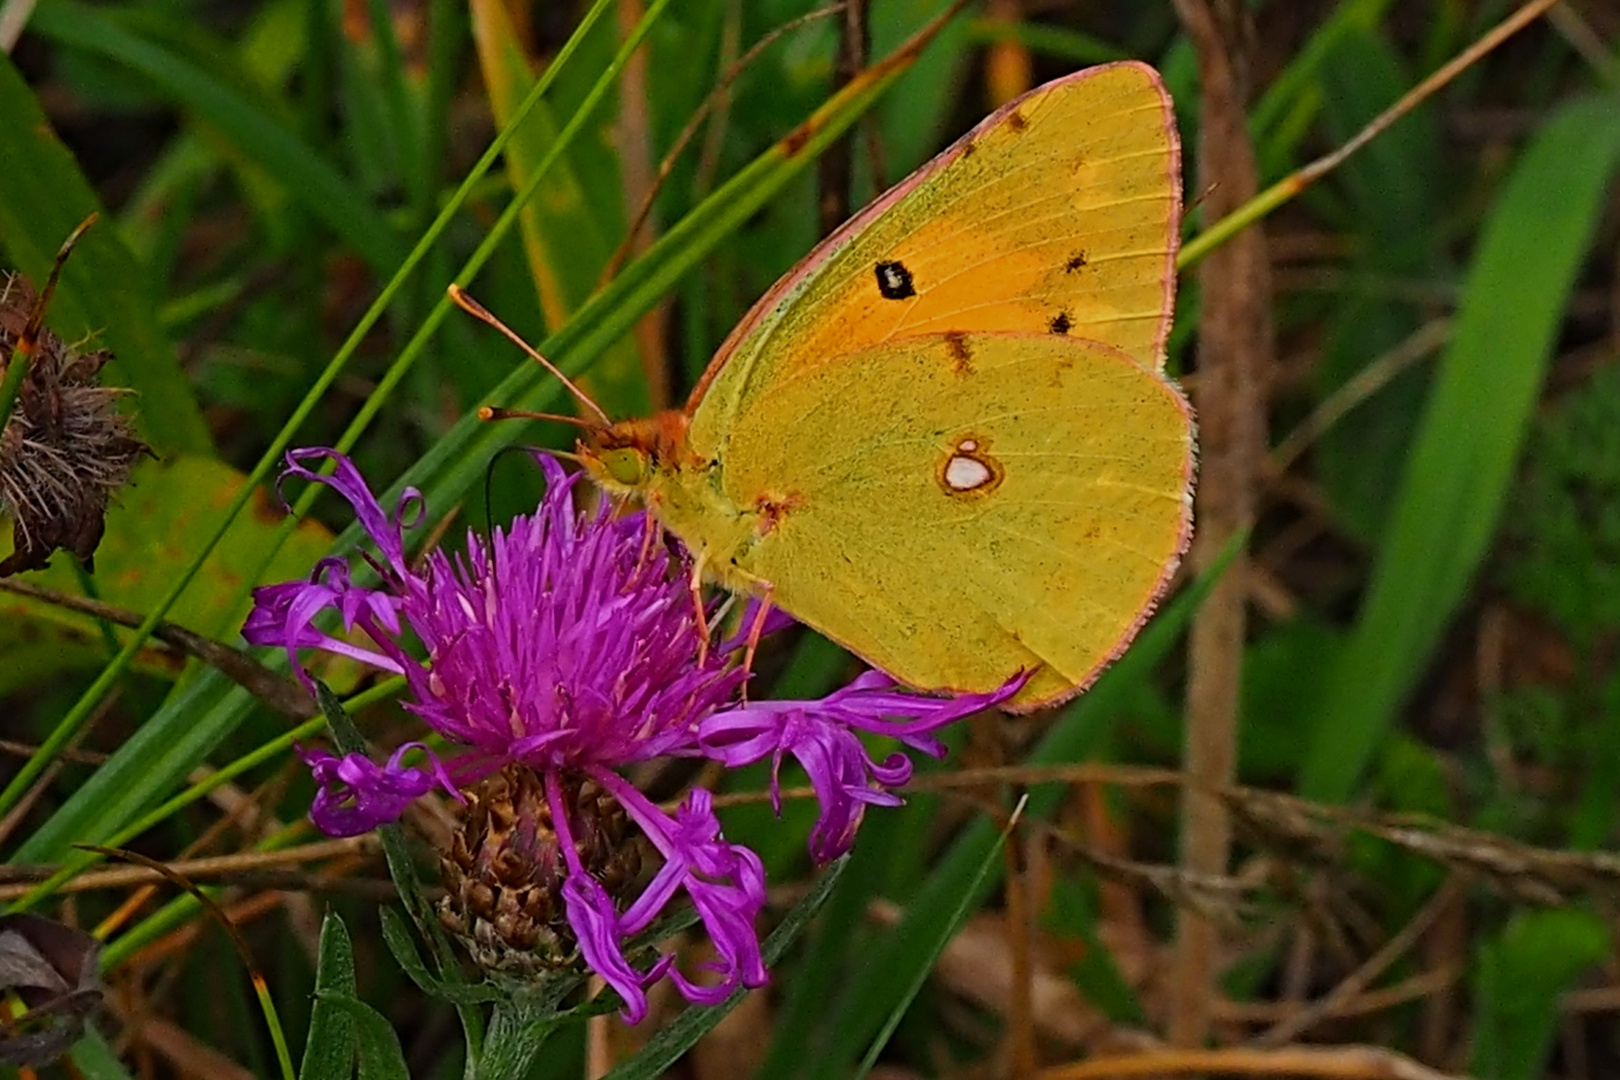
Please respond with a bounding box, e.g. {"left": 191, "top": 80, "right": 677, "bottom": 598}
{"left": 245, "top": 447, "right": 1017, "bottom": 1022}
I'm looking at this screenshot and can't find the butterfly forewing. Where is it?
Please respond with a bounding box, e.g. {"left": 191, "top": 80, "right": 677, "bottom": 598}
{"left": 688, "top": 61, "right": 1182, "bottom": 463}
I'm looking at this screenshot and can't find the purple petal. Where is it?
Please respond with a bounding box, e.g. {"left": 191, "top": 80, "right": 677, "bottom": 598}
{"left": 560, "top": 874, "right": 666, "bottom": 1024}
{"left": 280, "top": 448, "right": 417, "bottom": 578}
{"left": 546, "top": 771, "right": 672, "bottom": 1023}
{"left": 298, "top": 742, "right": 456, "bottom": 836}
{"left": 604, "top": 779, "right": 768, "bottom": 1004}
{"left": 699, "top": 671, "right": 1026, "bottom": 861}
{"left": 243, "top": 575, "right": 403, "bottom": 689}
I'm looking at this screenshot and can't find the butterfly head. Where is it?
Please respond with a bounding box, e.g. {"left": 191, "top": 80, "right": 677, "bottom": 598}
{"left": 577, "top": 412, "right": 691, "bottom": 500}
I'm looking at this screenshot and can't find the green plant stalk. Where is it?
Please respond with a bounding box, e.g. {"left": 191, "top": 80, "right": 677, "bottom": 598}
{"left": 256, "top": 970, "right": 297, "bottom": 1080}
{"left": 1178, "top": 174, "right": 1295, "bottom": 270}
{"left": 70, "top": 560, "right": 120, "bottom": 658}
{"left": 0, "top": 0, "right": 620, "bottom": 831}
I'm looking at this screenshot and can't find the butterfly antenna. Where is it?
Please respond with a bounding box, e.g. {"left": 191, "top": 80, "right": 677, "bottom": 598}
{"left": 448, "top": 285, "right": 612, "bottom": 427}
{"left": 477, "top": 405, "right": 595, "bottom": 430}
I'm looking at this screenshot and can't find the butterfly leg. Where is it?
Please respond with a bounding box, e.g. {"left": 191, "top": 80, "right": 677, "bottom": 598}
{"left": 636, "top": 508, "right": 660, "bottom": 571}
{"left": 689, "top": 550, "right": 713, "bottom": 665}
{"left": 738, "top": 585, "right": 776, "bottom": 702}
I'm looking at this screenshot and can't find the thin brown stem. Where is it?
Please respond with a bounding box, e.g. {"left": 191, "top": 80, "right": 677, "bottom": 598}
{"left": 1170, "top": 0, "right": 1273, "bottom": 1049}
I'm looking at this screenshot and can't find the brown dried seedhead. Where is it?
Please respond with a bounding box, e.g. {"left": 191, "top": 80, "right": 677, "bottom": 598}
{"left": 0, "top": 273, "right": 151, "bottom": 576}
{"left": 439, "top": 765, "right": 647, "bottom": 977}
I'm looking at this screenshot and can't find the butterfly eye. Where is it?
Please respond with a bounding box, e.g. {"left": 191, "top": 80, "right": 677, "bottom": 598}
{"left": 602, "top": 447, "right": 650, "bottom": 487}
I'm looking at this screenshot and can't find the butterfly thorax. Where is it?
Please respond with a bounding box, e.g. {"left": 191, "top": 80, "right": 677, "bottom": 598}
{"left": 578, "top": 412, "right": 767, "bottom": 590}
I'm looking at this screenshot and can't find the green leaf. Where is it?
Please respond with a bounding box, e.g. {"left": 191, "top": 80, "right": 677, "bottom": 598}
{"left": 68, "top": 1029, "right": 138, "bottom": 1080}
{"left": 1300, "top": 93, "right": 1620, "bottom": 801}
{"left": 379, "top": 907, "right": 504, "bottom": 1006}
{"left": 0, "top": 51, "right": 210, "bottom": 455}
{"left": 315, "top": 995, "right": 411, "bottom": 1080}
{"left": 299, "top": 913, "right": 359, "bottom": 1080}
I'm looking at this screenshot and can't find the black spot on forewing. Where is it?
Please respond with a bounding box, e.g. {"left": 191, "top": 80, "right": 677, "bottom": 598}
{"left": 1048, "top": 311, "right": 1072, "bottom": 335}
{"left": 875, "top": 260, "right": 915, "bottom": 300}
{"left": 1065, "top": 251, "right": 1088, "bottom": 273}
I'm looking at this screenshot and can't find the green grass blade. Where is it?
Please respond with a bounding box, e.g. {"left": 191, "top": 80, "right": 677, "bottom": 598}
{"left": 851, "top": 812, "right": 1015, "bottom": 1080}
{"left": 1300, "top": 93, "right": 1620, "bottom": 801}
{"left": 1250, "top": 0, "right": 1398, "bottom": 140}
{"left": 1469, "top": 910, "right": 1611, "bottom": 1080}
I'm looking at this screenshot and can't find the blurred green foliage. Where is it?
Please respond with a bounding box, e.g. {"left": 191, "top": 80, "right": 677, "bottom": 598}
{"left": 1503, "top": 364, "right": 1620, "bottom": 646}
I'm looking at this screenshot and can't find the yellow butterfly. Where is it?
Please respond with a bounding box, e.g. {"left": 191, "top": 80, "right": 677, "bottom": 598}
{"left": 567, "top": 62, "right": 1194, "bottom": 712}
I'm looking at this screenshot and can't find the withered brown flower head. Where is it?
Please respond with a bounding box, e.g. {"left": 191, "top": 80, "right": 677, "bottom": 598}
{"left": 0, "top": 273, "right": 150, "bottom": 576}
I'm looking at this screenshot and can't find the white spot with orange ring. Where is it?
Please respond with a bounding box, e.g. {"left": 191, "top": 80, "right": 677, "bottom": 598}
{"left": 944, "top": 454, "right": 994, "bottom": 492}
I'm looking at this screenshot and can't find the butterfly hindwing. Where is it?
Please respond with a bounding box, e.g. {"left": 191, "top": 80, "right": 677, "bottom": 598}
{"left": 718, "top": 333, "right": 1193, "bottom": 710}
